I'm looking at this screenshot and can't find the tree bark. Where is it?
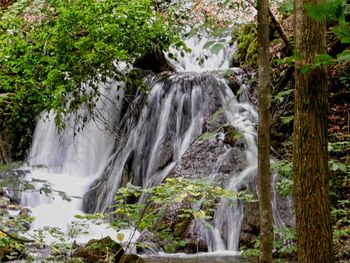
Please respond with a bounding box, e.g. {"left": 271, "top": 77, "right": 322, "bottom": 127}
{"left": 293, "top": 0, "right": 334, "bottom": 262}
{"left": 257, "top": 0, "right": 273, "bottom": 261}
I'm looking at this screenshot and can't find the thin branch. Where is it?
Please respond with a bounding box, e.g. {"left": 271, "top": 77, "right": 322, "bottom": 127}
{"left": 246, "top": 0, "right": 292, "bottom": 54}
{"left": 0, "top": 227, "right": 35, "bottom": 243}
{"left": 268, "top": 9, "right": 292, "bottom": 54}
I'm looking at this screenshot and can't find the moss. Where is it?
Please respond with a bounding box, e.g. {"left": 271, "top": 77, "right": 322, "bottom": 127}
{"left": 73, "top": 236, "right": 124, "bottom": 263}
{"left": 0, "top": 162, "right": 22, "bottom": 172}
{"left": 233, "top": 24, "right": 258, "bottom": 68}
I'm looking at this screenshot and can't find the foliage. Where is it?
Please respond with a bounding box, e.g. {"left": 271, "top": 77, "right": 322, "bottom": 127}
{"left": 242, "top": 227, "right": 297, "bottom": 259}
{"left": 33, "top": 222, "right": 91, "bottom": 260}
{"left": 272, "top": 160, "right": 293, "bottom": 197}
{"left": 273, "top": 89, "right": 294, "bottom": 103}
{"left": 278, "top": 0, "right": 294, "bottom": 17}
{"left": 241, "top": 237, "right": 260, "bottom": 257}
{"left": 79, "top": 178, "right": 252, "bottom": 253}
{"left": 297, "top": 0, "right": 350, "bottom": 74}
{"left": 0, "top": 174, "right": 73, "bottom": 202}
{"left": 328, "top": 137, "right": 350, "bottom": 259}
{"left": 0, "top": 0, "right": 179, "bottom": 130}
{"left": 110, "top": 178, "right": 240, "bottom": 252}
{"left": 0, "top": 209, "right": 34, "bottom": 261}
{"left": 0, "top": 235, "right": 26, "bottom": 262}
{"left": 272, "top": 227, "right": 297, "bottom": 258}
{"left": 233, "top": 23, "right": 258, "bottom": 67}
{"left": 0, "top": 162, "right": 22, "bottom": 172}
{"left": 2, "top": 176, "right": 246, "bottom": 258}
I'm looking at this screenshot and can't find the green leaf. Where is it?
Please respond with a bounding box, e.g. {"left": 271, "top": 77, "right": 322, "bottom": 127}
{"left": 336, "top": 50, "right": 350, "bottom": 61}
{"left": 281, "top": 115, "right": 294, "bottom": 125}
{"left": 117, "top": 232, "right": 124, "bottom": 242}
{"left": 274, "top": 89, "right": 294, "bottom": 103}
{"left": 211, "top": 43, "right": 224, "bottom": 55}
{"left": 203, "top": 40, "right": 215, "bottom": 49}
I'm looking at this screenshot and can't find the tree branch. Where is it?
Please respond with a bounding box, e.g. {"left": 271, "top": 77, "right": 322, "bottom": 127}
{"left": 268, "top": 9, "right": 292, "bottom": 55}
{"left": 246, "top": 0, "right": 292, "bottom": 54}
{"left": 0, "top": 227, "right": 35, "bottom": 243}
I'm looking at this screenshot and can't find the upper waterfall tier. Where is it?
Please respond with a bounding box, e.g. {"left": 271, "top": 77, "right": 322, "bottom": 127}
{"left": 168, "top": 33, "right": 236, "bottom": 72}
{"left": 83, "top": 72, "right": 253, "bottom": 213}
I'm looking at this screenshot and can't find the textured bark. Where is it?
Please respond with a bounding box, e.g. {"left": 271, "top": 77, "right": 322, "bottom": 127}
{"left": 257, "top": 0, "right": 273, "bottom": 261}
{"left": 293, "top": 0, "right": 334, "bottom": 262}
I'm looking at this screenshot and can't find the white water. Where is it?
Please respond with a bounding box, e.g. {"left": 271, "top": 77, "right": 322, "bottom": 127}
{"left": 168, "top": 33, "right": 236, "bottom": 72}
{"left": 21, "top": 83, "right": 124, "bottom": 243}
{"left": 21, "top": 33, "right": 286, "bottom": 252}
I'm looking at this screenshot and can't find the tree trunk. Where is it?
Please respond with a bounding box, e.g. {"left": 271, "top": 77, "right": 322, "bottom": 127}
{"left": 293, "top": 0, "right": 334, "bottom": 262}
{"left": 257, "top": 0, "right": 273, "bottom": 261}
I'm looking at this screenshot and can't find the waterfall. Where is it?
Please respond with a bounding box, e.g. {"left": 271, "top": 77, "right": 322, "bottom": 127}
{"left": 21, "top": 82, "right": 123, "bottom": 242}
{"left": 22, "top": 33, "right": 289, "bottom": 250}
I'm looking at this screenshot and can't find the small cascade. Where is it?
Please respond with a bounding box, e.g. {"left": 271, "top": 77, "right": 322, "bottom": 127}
{"left": 21, "top": 83, "right": 122, "bottom": 242}
{"left": 21, "top": 32, "right": 291, "bottom": 251}
{"left": 83, "top": 73, "right": 234, "bottom": 213}
{"left": 206, "top": 98, "right": 259, "bottom": 251}
{"left": 168, "top": 33, "right": 236, "bottom": 72}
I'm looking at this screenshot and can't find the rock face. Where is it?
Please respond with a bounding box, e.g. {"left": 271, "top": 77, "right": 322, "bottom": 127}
{"left": 73, "top": 236, "right": 146, "bottom": 263}
{"left": 73, "top": 236, "right": 124, "bottom": 263}
{"left": 157, "top": 124, "right": 250, "bottom": 251}
{"left": 134, "top": 51, "right": 175, "bottom": 73}
{"left": 81, "top": 69, "right": 293, "bottom": 253}
{"left": 0, "top": 169, "right": 28, "bottom": 204}
{"left": 83, "top": 73, "right": 239, "bottom": 213}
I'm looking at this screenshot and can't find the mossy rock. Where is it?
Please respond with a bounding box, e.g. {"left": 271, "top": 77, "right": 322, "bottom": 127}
{"left": 232, "top": 24, "right": 258, "bottom": 67}
{"left": 73, "top": 236, "right": 124, "bottom": 263}
{"left": 223, "top": 71, "right": 241, "bottom": 95}
{"left": 223, "top": 125, "right": 238, "bottom": 146}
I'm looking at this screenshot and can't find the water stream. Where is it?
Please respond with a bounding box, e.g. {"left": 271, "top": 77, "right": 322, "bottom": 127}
{"left": 21, "top": 33, "right": 288, "bottom": 256}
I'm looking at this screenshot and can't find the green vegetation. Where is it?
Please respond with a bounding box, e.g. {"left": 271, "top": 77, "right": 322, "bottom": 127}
{"left": 96, "top": 178, "right": 242, "bottom": 253}
{"left": 0, "top": 0, "right": 179, "bottom": 130}
{"left": 233, "top": 23, "right": 258, "bottom": 67}
{"left": 0, "top": 178, "right": 244, "bottom": 260}
{"left": 1, "top": 0, "right": 350, "bottom": 261}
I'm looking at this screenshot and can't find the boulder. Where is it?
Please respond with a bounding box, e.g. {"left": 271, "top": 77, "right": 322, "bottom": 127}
{"left": 134, "top": 51, "right": 174, "bottom": 73}
{"left": 73, "top": 236, "right": 124, "bottom": 263}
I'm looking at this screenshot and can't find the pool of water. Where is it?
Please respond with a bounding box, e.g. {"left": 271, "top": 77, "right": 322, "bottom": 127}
{"left": 142, "top": 251, "right": 256, "bottom": 263}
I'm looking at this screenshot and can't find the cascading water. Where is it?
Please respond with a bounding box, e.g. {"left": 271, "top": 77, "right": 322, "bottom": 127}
{"left": 21, "top": 83, "right": 123, "bottom": 242}
{"left": 22, "top": 33, "right": 290, "bottom": 251}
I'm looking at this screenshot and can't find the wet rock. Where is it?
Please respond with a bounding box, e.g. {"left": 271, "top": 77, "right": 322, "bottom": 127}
{"left": 0, "top": 187, "right": 6, "bottom": 196}
{"left": 161, "top": 127, "right": 248, "bottom": 252}
{"left": 0, "top": 196, "right": 10, "bottom": 207}
{"left": 0, "top": 169, "right": 29, "bottom": 204}
{"left": 181, "top": 220, "right": 209, "bottom": 253}
{"left": 73, "top": 236, "right": 124, "bottom": 263}
{"left": 171, "top": 131, "right": 247, "bottom": 185}
{"left": 18, "top": 207, "right": 32, "bottom": 230}
{"left": 134, "top": 50, "right": 174, "bottom": 73}
{"left": 226, "top": 74, "right": 241, "bottom": 95}
{"left": 19, "top": 207, "right": 31, "bottom": 217}
{"left": 136, "top": 229, "right": 162, "bottom": 255}
{"left": 83, "top": 73, "right": 232, "bottom": 213}
{"left": 239, "top": 197, "right": 260, "bottom": 249}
